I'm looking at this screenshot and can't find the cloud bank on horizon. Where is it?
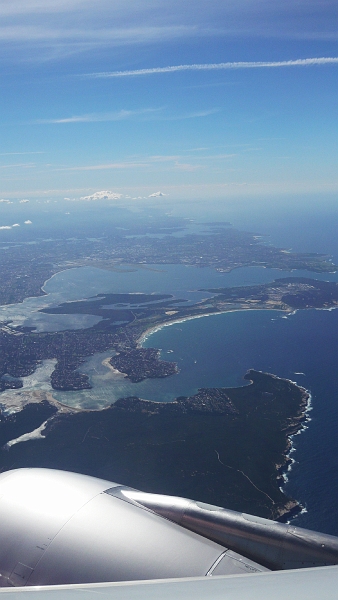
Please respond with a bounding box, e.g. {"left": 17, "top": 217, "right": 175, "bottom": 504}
{"left": 63, "top": 190, "right": 166, "bottom": 201}
{"left": 79, "top": 191, "right": 123, "bottom": 201}
{"left": 149, "top": 191, "right": 167, "bottom": 197}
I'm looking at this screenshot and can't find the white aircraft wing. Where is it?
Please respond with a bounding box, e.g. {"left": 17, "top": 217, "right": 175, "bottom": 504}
{"left": 1, "top": 568, "right": 338, "bottom": 600}
{"left": 0, "top": 469, "right": 337, "bottom": 599}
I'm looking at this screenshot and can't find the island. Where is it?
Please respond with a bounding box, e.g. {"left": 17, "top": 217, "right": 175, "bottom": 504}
{"left": 0, "top": 370, "right": 308, "bottom": 521}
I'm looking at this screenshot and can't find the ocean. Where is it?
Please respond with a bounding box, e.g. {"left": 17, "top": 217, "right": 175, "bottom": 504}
{"left": 142, "top": 307, "right": 338, "bottom": 535}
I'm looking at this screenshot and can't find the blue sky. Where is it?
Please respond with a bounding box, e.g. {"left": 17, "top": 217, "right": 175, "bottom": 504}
{"left": 0, "top": 0, "right": 337, "bottom": 202}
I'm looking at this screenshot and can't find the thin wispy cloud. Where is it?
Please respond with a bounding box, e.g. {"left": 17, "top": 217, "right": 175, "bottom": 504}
{"left": 0, "top": 163, "right": 36, "bottom": 169}
{"left": 0, "top": 0, "right": 88, "bottom": 16}
{"left": 55, "top": 151, "right": 234, "bottom": 173}
{"left": 0, "top": 24, "right": 196, "bottom": 60}
{"left": 35, "top": 107, "right": 217, "bottom": 125}
{"left": 1, "top": 1, "right": 337, "bottom": 66}
{"left": 35, "top": 108, "right": 162, "bottom": 124}
{"left": 58, "top": 162, "right": 147, "bottom": 171}
{"left": 0, "top": 151, "right": 44, "bottom": 156}
{"left": 164, "top": 109, "right": 220, "bottom": 120}
{"left": 87, "top": 57, "right": 338, "bottom": 78}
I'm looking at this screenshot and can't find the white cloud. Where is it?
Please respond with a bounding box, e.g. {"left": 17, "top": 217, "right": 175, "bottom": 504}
{"left": 88, "top": 57, "right": 338, "bottom": 79}
{"left": 36, "top": 108, "right": 162, "bottom": 124}
{"left": 0, "top": 199, "right": 12, "bottom": 203}
{"left": 0, "top": 222, "right": 21, "bottom": 229}
{"left": 79, "top": 191, "right": 123, "bottom": 201}
{"left": 0, "top": 152, "right": 44, "bottom": 156}
{"left": 149, "top": 191, "right": 167, "bottom": 197}
{"left": 24, "top": 220, "right": 32, "bottom": 224}
{"left": 57, "top": 152, "right": 231, "bottom": 175}
{"left": 60, "top": 162, "right": 146, "bottom": 171}
{"left": 1, "top": 0, "right": 337, "bottom": 66}
{"left": 148, "top": 109, "right": 220, "bottom": 122}
{"left": 19, "top": 198, "right": 29, "bottom": 203}
{"left": 0, "top": 24, "right": 196, "bottom": 57}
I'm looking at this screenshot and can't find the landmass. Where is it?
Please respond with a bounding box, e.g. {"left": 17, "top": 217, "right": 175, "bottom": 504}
{"left": 0, "top": 219, "right": 336, "bottom": 305}
{"left": 0, "top": 370, "right": 308, "bottom": 520}
{"left": 2, "top": 277, "right": 333, "bottom": 388}
{"left": 0, "top": 215, "right": 333, "bottom": 521}
{"left": 201, "top": 277, "right": 338, "bottom": 312}
{"left": 109, "top": 348, "right": 178, "bottom": 383}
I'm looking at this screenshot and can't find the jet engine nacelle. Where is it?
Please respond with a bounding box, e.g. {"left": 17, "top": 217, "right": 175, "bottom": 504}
{"left": 0, "top": 468, "right": 266, "bottom": 587}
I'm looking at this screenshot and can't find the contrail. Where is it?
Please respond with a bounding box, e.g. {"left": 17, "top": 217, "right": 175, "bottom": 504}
{"left": 85, "top": 57, "right": 338, "bottom": 78}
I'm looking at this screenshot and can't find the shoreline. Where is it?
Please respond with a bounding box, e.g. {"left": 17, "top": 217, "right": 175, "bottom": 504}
{"left": 280, "top": 390, "right": 313, "bottom": 514}
{"left": 137, "top": 302, "right": 338, "bottom": 349}
{"left": 101, "top": 357, "right": 128, "bottom": 379}
{"left": 137, "top": 307, "right": 288, "bottom": 346}
{"left": 243, "top": 371, "right": 311, "bottom": 520}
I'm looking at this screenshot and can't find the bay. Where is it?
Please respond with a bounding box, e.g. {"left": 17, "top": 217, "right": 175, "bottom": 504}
{"left": 142, "top": 307, "right": 338, "bottom": 535}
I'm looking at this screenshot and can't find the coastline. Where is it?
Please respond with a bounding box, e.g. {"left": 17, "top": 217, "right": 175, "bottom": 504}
{"left": 280, "top": 390, "right": 313, "bottom": 518}
{"left": 137, "top": 307, "right": 288, "bottom": 346}
{"left": 0, "top": 292, "right": 321, "bottom": 521}
{"left": 102, "top": 356, "right": 128, "bottom": 379}
{"left": 242, "top": 371, "right": 311, "bottom": 518}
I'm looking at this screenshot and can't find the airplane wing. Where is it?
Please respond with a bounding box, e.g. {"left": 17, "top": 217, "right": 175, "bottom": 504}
{"left": 0, "top": 568, "right": 338, "bottom": 600}
{"left": 0, "top": 468, "right": 337, "bottom": 598}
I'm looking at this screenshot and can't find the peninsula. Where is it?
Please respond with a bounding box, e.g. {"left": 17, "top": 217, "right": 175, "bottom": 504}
{"left": 0, "top": 370, "right": 308, "bottom": 521}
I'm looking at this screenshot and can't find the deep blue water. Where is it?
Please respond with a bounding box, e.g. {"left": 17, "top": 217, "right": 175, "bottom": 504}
{"left": 143, "top": 308, "right": 338, "bottom": 535}
{"left": 140, "top": 201, "right": 338, "bottom": 536}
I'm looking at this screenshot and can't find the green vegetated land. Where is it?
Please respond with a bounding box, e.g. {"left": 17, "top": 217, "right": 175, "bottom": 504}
{"left": 0, "top": 370, "right": 308, "bottom": 520}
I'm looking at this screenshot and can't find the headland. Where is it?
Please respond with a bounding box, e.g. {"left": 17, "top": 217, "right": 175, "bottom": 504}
{"left": 0, "top": 370, "right": 308, "bottom": 520}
